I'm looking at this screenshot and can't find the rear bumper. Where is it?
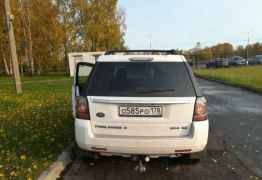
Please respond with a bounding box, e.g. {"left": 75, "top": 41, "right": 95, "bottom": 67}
{"left": 75, "top": 119, "right": 209, "bottom": 155}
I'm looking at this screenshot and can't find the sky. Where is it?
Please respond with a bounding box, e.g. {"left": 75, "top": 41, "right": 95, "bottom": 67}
{"left": 119, "top": 0, "right": 262, "bottom": 50}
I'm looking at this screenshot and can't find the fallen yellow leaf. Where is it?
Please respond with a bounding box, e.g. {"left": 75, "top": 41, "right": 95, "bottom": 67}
{"left": 20, "top": 155, "right": 27, "bottom": 160}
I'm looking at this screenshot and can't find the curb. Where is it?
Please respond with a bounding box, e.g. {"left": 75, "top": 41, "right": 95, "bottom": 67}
{"left": 38, "top": 143, "right": 74, "bottom": 180}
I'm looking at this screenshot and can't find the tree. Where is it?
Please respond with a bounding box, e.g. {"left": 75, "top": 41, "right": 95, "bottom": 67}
{"left": 247, "top": 43, "right": 262, "bottom": 57}
{"left": 0, "top": 0, "right": 11, "bottom": 75}
{"left": 235, "top": 45, "right": 246, "bottom": 57}
{"left": 199, "top": 48, "right": 213, "bottom": 61}
{"left": 29, "top": 0, "right": 64, "bottom": 74}
{"left": 211, "top": 43, "right": 234, "bottom": 58}
{"left": 18, "top": 0, "right": 34, "bottom": 75}
{"left": 76, "top": 0, "right": 126, "bottom": 51}
{"left": 0, "top": 0, "right": 126, "bottom": 75}
{"left": 57, "top": 0, "right": 78, "bottom": 74}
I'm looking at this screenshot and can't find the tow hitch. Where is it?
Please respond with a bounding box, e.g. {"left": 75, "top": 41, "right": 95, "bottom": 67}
{"left": 133, "top": 156, "right": 172, "bottom": 172}
{"left": 134, "top": 156, "right": 151, "bottom": 173}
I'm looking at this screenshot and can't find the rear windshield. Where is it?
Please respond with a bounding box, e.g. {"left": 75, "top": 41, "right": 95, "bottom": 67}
{"left": 87, "top": 62, "right": 196, "bottom": 97}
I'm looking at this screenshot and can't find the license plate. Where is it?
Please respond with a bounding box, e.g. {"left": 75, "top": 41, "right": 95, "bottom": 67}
{"left": 119, "top": 105, "right": 162, "bottom": 117}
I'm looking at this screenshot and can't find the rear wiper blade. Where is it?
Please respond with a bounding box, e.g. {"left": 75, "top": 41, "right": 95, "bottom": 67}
{"left": 136, "top": 89, "right": 175, "bottom": 94}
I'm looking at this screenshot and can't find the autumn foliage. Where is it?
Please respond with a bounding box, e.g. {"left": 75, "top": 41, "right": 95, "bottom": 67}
{"left": 0, "top": 0, "right": 126, "bottom": 75}
{"left": 186, "top": 42, "right": 262, "bottom": 62}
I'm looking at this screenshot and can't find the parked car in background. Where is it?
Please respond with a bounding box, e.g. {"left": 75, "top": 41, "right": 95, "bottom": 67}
{"left": 229, "top": 56, "right": 247, "bottom": 66}
{"left": 255, "top": 55, "right": 262, "bottom": 64}
{"left": 206, "top": 58, "right": 229, "bottom": 68}
{"left": 247, "top": 58, "right": 257, "bottom": 65}
{"left": 247, "top": 55, "right": 262, "bottom": 65}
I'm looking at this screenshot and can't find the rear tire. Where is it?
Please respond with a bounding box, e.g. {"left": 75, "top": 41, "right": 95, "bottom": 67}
{"left": 72, "top": 142, "right": 93, "bottom": 160}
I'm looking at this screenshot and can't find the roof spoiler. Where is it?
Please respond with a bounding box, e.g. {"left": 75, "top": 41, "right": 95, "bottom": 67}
{"left": 105, "top": 49, "right": 177, "bottom": 55}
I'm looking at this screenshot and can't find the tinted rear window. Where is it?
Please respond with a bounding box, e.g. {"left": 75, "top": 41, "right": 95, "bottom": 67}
{"left": 87, "top": 62, "right": 196, "bottom": 97}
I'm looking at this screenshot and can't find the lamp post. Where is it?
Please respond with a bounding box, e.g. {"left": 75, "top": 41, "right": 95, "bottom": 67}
{"left": 4, "top": 0, "right": 23, "bottom": 94}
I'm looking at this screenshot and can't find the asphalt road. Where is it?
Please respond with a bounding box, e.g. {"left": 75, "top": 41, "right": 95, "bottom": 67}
{"left": 62, "top": 78, "right": 262, "bottom": 180}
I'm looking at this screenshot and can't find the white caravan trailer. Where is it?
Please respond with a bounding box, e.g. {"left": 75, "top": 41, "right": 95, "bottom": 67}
{"left": 68, "top": 52, "right": 105, "bottom": 77}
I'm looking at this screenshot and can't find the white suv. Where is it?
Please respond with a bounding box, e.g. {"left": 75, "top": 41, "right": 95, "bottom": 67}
{"left": 72, "top": 50, "right": 209, "bottom": 160}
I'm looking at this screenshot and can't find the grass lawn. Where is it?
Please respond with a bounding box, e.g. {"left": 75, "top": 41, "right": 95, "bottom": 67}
{"left": 0, "top": 76, "right": 74, "bottom": 179}
{"left": 194, "top": 65, "right": 262, "bottom": 93}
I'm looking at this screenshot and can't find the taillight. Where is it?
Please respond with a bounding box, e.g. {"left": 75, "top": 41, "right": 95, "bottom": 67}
{"left": 193, "top": 97, "right": 208, "bottom": 121}
{"left": 76, "top": 96, "right": 90, "bottom": 120}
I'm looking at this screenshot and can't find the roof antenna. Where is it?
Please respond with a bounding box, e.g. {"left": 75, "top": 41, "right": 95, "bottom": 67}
{"left": 148, "top": 34, "right": 152, "bottom": 49}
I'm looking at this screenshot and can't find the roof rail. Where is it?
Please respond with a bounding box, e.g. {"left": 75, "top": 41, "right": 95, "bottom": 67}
{"left": 105, "top": 49, "right": 177, "bottom": 55}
